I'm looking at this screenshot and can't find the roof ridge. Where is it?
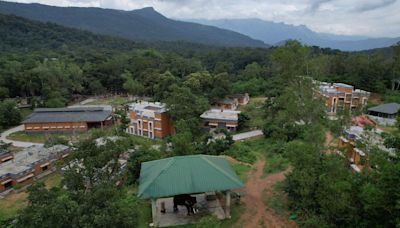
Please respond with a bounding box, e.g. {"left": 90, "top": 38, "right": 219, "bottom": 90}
{"left": 138, "top": 157, "right": 176, "bottom": 198}
{"left": 200, "top": 155, "right": 243, "bottom": 187}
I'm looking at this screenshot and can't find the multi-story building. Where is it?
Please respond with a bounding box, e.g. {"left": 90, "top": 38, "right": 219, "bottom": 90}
{"left": 316, "top": 82, "right": 370, "bottom": 114}
{"left": 0, "top": 145, "right": 70, "bottom": 192}
{"left": 200, "top": 109, "right": 241, "bottom": 132}
{"left": 23, "top": 106, "right": 113, "bottom": 133}
{"left": 127, "top": 101, "right": 175, "bottom": 139}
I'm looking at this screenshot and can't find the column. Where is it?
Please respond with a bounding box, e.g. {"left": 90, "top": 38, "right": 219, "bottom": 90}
{"left": 225, "top": 191, "right": 231, "bottom": 219}
{"left": 151, "top": 198, "right": 158, "bottom": 226}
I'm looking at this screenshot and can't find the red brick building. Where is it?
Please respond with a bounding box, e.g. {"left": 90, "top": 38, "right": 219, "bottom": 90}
{"left": 316, "top": 82, "right": 369, "bottom": 114}
{"left": 127, "top": 102, "right": 175, "bottom": 139}
{"left": 22, "top": 106, "right": 113, "bottom": 133}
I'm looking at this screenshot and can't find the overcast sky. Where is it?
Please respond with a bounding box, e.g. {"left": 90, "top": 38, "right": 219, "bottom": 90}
{"left": 7, "top": 0, "right": 400, "bottom": 37}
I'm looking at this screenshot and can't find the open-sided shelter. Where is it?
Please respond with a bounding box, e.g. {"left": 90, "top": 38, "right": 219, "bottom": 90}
{"left": 138, "top": 155, "right": 244, "bottom": 227}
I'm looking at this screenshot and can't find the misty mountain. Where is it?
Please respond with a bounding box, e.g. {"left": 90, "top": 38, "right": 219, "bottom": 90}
{"left": 0, "top": 13, "right": 138, "bottom": 52}
{"left": 189, "top": 18, "right": 400, "bottom": 51}
{"left": 0, "top": 1, "right": 267, "bottom": 48}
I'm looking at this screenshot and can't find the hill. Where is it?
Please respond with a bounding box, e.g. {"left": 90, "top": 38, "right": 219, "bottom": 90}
{"left": 189, "top": 18, "right": 400, "bottom": 51}
{"left": 0, "top": 13, "right": 137, "bottom": 52}
{"left": 0, "top": 1, "right": 267, "bottom": 48}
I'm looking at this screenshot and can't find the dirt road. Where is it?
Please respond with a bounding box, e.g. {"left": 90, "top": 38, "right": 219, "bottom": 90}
{"left": 238, "top": 160, "right": 297, "bottom": 228}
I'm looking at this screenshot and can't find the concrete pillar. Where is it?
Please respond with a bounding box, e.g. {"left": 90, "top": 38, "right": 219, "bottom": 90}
{"left": 225, "top": 191, "right": 231, "bottom": 219}
{"left": 151, "top": 198, "right": 158, "bottom": 226}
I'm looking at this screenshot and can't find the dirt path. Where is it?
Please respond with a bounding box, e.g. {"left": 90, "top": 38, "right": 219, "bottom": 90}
{"left": 238, "top": 160, "right": 297, "bottom": 228}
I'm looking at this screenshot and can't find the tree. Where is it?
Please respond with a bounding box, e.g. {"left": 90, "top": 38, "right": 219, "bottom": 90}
{"left": 121, "top": 70, "right": 144, "bottom": 97}
{"left": 15, "top": 135, "right": 139, "bottom": 228}
{"left": 163, "top": 85, "right": 209, "bottom": 124}
{"left": 0, "top": 100, "right": 21, "bottom": 129}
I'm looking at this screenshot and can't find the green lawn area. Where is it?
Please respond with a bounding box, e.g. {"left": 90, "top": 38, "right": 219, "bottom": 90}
{"left": 0, "top": 172, "right": 62, "bottom": 223}
{"left": 231, "top": 163, "right": 252, "bottom": 182}
{"left": 7, "top": 131, "right": 50, "bottom": 143}
{"left": 263, "top": 153, "right": 289, "bottom": 176}
{"left": 225, "top": 138, "right": 270, "bottom": 164}
{"left": 240, "top": 97, "right": 267, "bottom": 130}
{"left": 87, "top": 96, "right": 133, "bottom": 106}
{"left": 262, "top": 181, "right": 290, "bottom": 216}
{"left": 378, "top": 125, "right": 397, "bottom": 133}
{"left": 7, "top": 131, "right": 73, "bottom": 143}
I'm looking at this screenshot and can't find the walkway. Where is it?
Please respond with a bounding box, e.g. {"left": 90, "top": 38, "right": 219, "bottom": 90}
{"left": 232, "top": 130, "right": 263, "bottom": 141}
{"left": 0, "top": 125, "right": 43, "bottom": 148}
{"left": 238, "top": 160, "right": 296, "bottom": 228}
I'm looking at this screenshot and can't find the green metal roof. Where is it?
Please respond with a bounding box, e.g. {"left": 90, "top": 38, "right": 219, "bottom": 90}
{"left": 138, "top": 155, "right": 244, "bottom": 199}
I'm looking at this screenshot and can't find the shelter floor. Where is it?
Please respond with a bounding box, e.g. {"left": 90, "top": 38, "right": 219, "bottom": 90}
{"left": 155, "top": 193, "right": 226, "bottom": 227}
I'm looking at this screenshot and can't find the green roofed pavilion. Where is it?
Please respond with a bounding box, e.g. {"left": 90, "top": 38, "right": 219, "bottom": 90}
{"left": 138, "top": 155, "right": 244, "bottom": 199}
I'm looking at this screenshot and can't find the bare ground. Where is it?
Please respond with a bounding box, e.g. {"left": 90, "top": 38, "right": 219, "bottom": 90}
{"left": 237, "top": 160, "right": 297, "bottom": 228}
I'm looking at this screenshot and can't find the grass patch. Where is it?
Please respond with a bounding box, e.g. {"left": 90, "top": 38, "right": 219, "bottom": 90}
{"left": 7, "top": 131, "right": 72, "bottom": 143}
{"left": 231, "top": 163, "right": 252, "bottom": 182}
{"left": 0, "top": 172, "right": 62, "bottom": 223}
{"left": 87, "top": 96, "right": 132, "bottom": 106}
{"left": 262, "top": 181, "right": 289, "bottom": 216}
{"left": 175, "top": 204, "right": 245, "bottom": 228}
{"left": 263, "top": 154, "right": 289, "bottom": 176}
{"left": 137, "top": 200, "right": 152, "bottom": 228}
{"left": 378, "top": 125, "right": 397, "bottom": 133}
{"left": 0, "top": 191, "right": 28, "bottom": 223}
{"left": 225, "top": 139, "right": 269, "bottom": 164}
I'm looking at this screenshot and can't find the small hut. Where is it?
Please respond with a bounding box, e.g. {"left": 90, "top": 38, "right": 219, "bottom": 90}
{"left": 138, "top": 155, "right": 244, "bottom": 227}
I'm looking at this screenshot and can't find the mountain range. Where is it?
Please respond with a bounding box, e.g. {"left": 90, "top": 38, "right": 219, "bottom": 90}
{"left": 0, "top": 1, "right": 267, "bottom": 48}
{"left": 0, "top": 1, "right": 399, "bottom": 51}
{"left": 188, "top": 18, "right": 400, "bottom": 51}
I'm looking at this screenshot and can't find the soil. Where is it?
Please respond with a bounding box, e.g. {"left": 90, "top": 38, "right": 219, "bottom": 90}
{"left": 237, "top": 160, "right": 297, "bottom": 228}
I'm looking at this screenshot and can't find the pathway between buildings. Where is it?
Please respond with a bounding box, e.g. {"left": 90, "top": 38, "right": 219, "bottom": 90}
{"left": 0, "top": 125, "right": 43, "bottom": 148}
{"left": 232, "top": 130, "right": 264, "bottom": 141}
{"left": 238, "top": 160, "right": 297, "bottom": 228}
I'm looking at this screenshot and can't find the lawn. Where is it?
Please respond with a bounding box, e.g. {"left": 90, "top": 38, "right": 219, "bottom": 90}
{"left": 7, "top": 131, "right": 51, "bottom": 143}
{"left": 263, "top": 153, "right": 289, "bottom": 176}
{"left": 262, "top": 181, "right": 290, "bottom": 216}
{"left": 231, "top": 163, "right": 252, "bottom": 182}
{"left": 225, "top": 138, "right": 270, "bottom": 164}
{"left": 0, "top": 172, "right": 62, "bottom": 223}
{"left": 87, "top": 96, "right": 133, "bottom": 106}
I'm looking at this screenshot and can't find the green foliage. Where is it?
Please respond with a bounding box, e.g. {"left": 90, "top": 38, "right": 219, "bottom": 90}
{"left": 44, "top": 135, "right": 69, "bottom": 147}
{"left": 263, "top": 77, "right": 326, "bottom": 142}
{"left": 0, "top": 100, "right": 21, "bottom": 130}
{"left": 196, "top": 129, "right": 234, "bottom": 156}
{"left": 263, "top": 153, "right": 289, "bottom": 175}
{"left": 126, "top": 146, "right": 162, "bottom": 184}
{"left": 14, "top": 135, "right": 142, "bottom": 228}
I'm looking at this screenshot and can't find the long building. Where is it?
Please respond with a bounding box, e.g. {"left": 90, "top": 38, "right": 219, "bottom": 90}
{"left": 22, "top": 106, "right": 113, "bottom": 133}
{"left": 200, "top": 109, "right": 241, "bottom": 132}
{"left": 316, "top": 82, "right": 370, "bottom": 114}
{"left": 0, "top": 145, "right": 70, "bottom": 192}
{"left": 127, "top": 101, "right": 175, "bottom": 139}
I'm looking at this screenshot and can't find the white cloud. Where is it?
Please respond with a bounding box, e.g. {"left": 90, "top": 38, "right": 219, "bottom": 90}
{"left": 7, "top": 0, "right": 400, "bottom": 37}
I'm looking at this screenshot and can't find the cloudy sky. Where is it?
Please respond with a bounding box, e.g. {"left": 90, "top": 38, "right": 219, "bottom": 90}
{"left": 7, "top": 0, "right": 400, "bottom": 37}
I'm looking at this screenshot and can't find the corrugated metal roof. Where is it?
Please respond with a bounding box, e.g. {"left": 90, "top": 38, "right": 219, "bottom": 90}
{"left": 368, "top": 103, "right": 400, "bottom": 115}
{"left": 22, "top": 106, "right": 112, "bottom": 123}
{"left": 138, "top": 155, "right": 244, "bottom": 199}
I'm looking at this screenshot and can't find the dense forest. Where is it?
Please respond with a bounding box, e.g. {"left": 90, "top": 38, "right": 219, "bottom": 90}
{"left": 1, "top": 12, "right": 400, "bottom": 227}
